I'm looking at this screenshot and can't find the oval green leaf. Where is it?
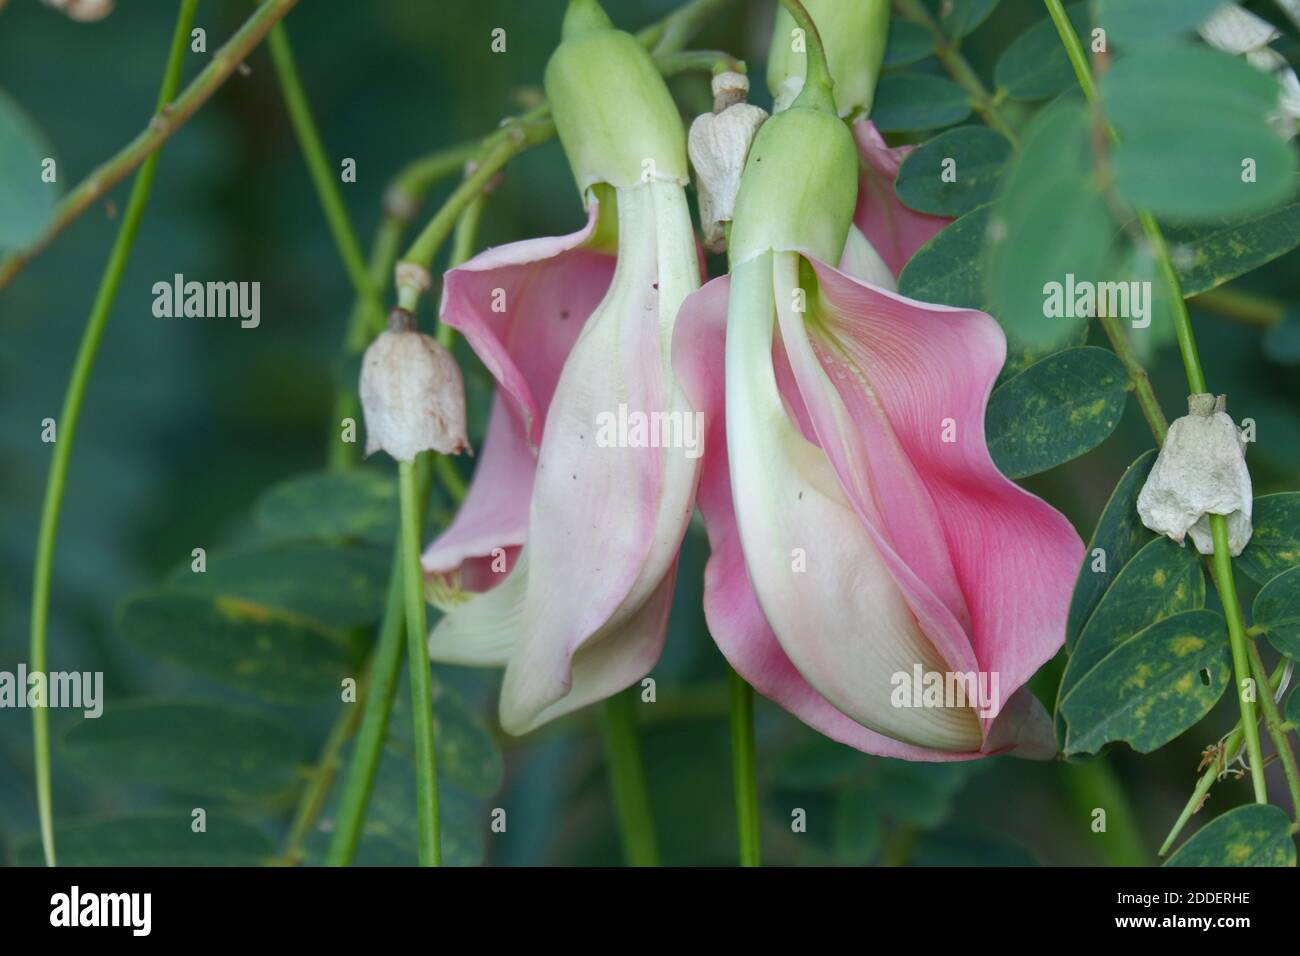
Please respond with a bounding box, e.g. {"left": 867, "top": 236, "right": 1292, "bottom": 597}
{"left": 1103, "top": 47, "right": 1297, "bottom": 222}
{"left": 254, "top": 468, "right": 397, "bottom": 542}
{"left": 986, "top": 347, "right": 1128, "bottom": 479}
{"left": 870, "top": 74, "right": 972, "bottom": 133}
{"left": 1098, "top": 0, "right": 1226, "bottom": 48}
{"left": 898, "top": 202, "right": 991, "bottom": 309}
{"left": 1058, "top": 536, "right": 1205, "bottom": 723}
{"left": 883, "top": 19, "right": 933, "bottom": 68}
{"left": 938, "top": 0, "right": 999, "bottom": 38}
{"left": 59, "top": 699, "right": 315, "bottom": 803}
{"left": 0, "top": 88, "right": 60, "bottom": 252}
{"left": 167, "top": 541, "right": 390, "bottom": 629}
{"left": 1165, "top": 804, "right": 1297, "bottom": 867}
{"left": 1238, "top": 493, "right": 1300, "bottom": 585}
{"left": 1253, "top": 565, "right": 1300, "bottom": 659}
{"left": 994, "top": 3, "right": 1089, "bottom": 101}
{"left": 896, "top": 126, "right": 1012, "bottom": 217}
{"left": 118, "top": 591, "right": 354, "bottom": 704}
{"left": 1168, "top": 203, "right": 1300, "bottom": 297}
{"left": 1061, "top": 609, "right": 1231, "bottom": 756}
{"left": 1066, "top": 450, "right": 1158, "bottom": 650}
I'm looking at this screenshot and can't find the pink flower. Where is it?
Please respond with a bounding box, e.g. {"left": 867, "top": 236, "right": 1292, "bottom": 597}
{"left": 670, "top": 123, "right": 1083, "bottom": 760}
{"left": 424, "top": 181, "right": 702, "bottom": 735}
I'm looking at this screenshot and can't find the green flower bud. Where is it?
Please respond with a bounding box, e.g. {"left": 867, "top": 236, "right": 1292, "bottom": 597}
{"left": 727, "top": 104, "right": 858, "bottom": 265}
{"left": 767, "top": 0, "right": 890, "bottom": 118}
{"left": 544, "top": 0, "right": 688, "bottom": 194}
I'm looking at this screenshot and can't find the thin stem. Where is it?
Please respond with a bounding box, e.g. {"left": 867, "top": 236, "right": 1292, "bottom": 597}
{"left": 600, "top": 688, "right": 661, "bottom": 866}
{"left": 0, "top": 0, "right": 300, "bottom": 293}
{"left": 1159, "top": 659, "right": 1289, "bottom": 855}
{"left": 654, "top": 49, "right": 746, "bottom": 78}
{"left": 400, "top": 457, "right": 441, "bottom": 866}
{"left": 892, "top": 0, "right": 1021, "bottom": 146}
{"left": 27, "top": 0, "right": 200, "bottom": 869}
{"left": 1045, "top": 0, "right": 1267, "bottom": 805}
{"left": 1193, "top": 287, "right": 1286, "bottom": 329}
{"left": 729, "top": 670, "right": 761, "bottom": 866}
{"left": 326, "top": 544, "right": 407, "bottom": 865}
{"left": 267, "top": 22, "right": 383, "bottom": 334}
{"left": 639, "top": 0, "right": 735, "bottom": 55}
{"left": 1246, "top": 639, "right": 1300, "bottom": 823}
{"left": 777, "top": 0, "right": 834, "bottom": 102}
{"left": 1096, "top": 312, "right": 1168, "bottom": 441}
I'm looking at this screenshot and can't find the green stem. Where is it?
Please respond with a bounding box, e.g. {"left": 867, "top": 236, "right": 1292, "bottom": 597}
{"left": 1159, "top": 659, "right": 1289, "bottom": 855}
{"left": 1044, "top": 0, "right": 1268, "bottom": 805}
{"left": 326, "top": 543, "right": 408, "bottom": 865}
{"left": 1096, "top": 312, "right": 1168, "bottom": 442}
{"left": 400, "top": 457, "right": 441, "bottom": 866}
{"left": 729, "top": 670, "right": 761, "bottom": 866}
{"left": 1193, "top": 287, "right": 1286, "bottom": 328}
{"left": 27, "top": 0, "right": 200, "bottom": 869}
{"left": 600, "top": 688, "right": 660, "bottom": 866}
{"left": 777, "top": 0, "right": 834, "bottom": 102}
{"left": 654, "top": 49, "right": 746, "bottom": 78}
{"left": 892, "top": 0, "right": 1021, "bottom": 146}
{"left": 266, "top": 21, "right": 384, "bottom": 334}
{"left": 639, "top": 0, "right": 735, "bottom": 55}
{"left": 0, "top": 0, "right": 300, "bottom": 293}
{"left": 1246, "top": 639, "right": 1300, "bottom": 823}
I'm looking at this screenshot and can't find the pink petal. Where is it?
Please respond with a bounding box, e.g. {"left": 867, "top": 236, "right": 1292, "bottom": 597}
{"left": 852, "top": 121, "right": 951, "bottom": 277}
{"left": 796, "top": 257, "right": 1083, "bottom": 725}
{"left": 422, "top": 208, "right": 615, "bottom": 588}
{"left": 438, "top": 205, "right": 614, "bottom": 445}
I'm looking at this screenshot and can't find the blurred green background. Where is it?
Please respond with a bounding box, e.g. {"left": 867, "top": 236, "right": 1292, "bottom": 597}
{"left": 2, "top": 0, "right": 1298, "bottom": 866}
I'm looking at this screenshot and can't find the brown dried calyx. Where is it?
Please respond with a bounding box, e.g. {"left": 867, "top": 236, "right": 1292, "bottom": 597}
{"left": 359, "top": 309, "right": 470, "bottom": 462}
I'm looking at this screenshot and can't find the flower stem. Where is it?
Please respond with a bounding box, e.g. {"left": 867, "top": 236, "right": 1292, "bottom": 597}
{"left": 1246, "top": 639, "right": 1300, "bottom": 825}
{"left": 1095, "top": 312, "right": 1168, "bottom": 441}
{"left": 891, "top": 0, "right": 1021, "bottom": 146}
{"left": 27, "top": 0, "right": 200, "bottom": 869}
{"left": 1044, "top": 0, "right": 1268, "bottom": 806}
{"left": 600, "top": 688, "right": 660, "bottom": 866}
{"left": 326, "top": 542, "right": 408, "bottom": 866}
{"left": 729, "top": 670, "right": 761, "bottom": 866}
{"left": 639, "top": 0, "right": 736, "bottom": 55}
{"left": 0, "top": 0, "right": 299, "bottom": 293}
{"left": 399, "top": 457, "right": 441, "bottom": 866}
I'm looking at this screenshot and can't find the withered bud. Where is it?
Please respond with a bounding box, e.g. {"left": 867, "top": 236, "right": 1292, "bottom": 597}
{"left": 1137, "top": 394, "right": 1253, "bottom": 556}
{"left": 359, "top": 309, "right": 470, "bottom": 462}
{"left": 41, "top": 0, "right": 113, "bottom": 21}
{"left": 688, "top": 72, "right": 768, "bottom": 253}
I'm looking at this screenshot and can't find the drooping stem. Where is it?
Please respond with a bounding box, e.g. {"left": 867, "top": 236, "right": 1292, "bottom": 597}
{"left": 0, "top": 0, "right": 300, "bottom": 293}
{"left": 777, "top": 0, "right": 834, "bottom": 102}
{"left": 891, "top": 0, "right": 1021, "bottom": 146}
{"left": 27, "top": 0, "right": 200, "bottom": 869}
{"left": 1095, "top": 312, "right": 1168, "bottom": 441}
{"left": 729, "top": 670, "right": 761, "bottom": 866}
{"left": 1044, "top": 0, "right": 1268, "bottom": 806}
{"left": 267, "top": 21, "right": 384, "bottom": 335}
{"left": 639, "top": 0, "right": 735, "bottom": 55}
{"left": 600, "top": 688, "right": 661, "bottom": 866}
{"left": 1246, "top": 639, "right": 1300, "bottom": 825}
{"left": 399, "top": 457, "right": 441, "bottom": 866}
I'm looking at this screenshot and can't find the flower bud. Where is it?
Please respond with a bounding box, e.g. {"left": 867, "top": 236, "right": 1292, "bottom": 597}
{"left": 766, "top": 0, "right": 890, "bottom": 119}
{"left": 359, "top": 309, "right": 469, "bottom": 462}
{"left": 688, "top": 72, "right": 768, "bottom": 253}
{"left": 1137, "top": 394, "right": 1253, "bottom": 556}
{"left": 544, "top": 0, "right": 688, "bottom": 193}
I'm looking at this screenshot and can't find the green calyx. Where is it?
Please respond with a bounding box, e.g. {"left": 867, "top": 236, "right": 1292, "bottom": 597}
{"left": 727, "top": 105, "right": 858, "bottom": 266}
{"left": 767, "top": 0, "right": 889, "bottom": 119}
{"left": 545, "top": 0, "right": 688, "bottom": 194}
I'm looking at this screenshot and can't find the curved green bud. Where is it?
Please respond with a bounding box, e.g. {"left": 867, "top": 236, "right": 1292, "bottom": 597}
{"left": 767, "top": 0, "right": 890, "bottom": 118}
{"left": 728, "top": 105, "right": 858, "bottom": 265}
{"left": 545, "top": 0, "right": 688, "bottom": 194}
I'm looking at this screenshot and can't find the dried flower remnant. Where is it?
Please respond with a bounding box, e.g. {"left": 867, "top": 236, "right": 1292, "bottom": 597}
{"left": 41, "top": 0, "right": 113, "bottom": 21}
{"left": 688, "top": 72, "right": 768, "bottom": 252}
{"left": 1137, "top": 394, "right": 1253, "bottom": 556}
{"left": 359, "top": 309, "right": 469, "bottom": 463}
